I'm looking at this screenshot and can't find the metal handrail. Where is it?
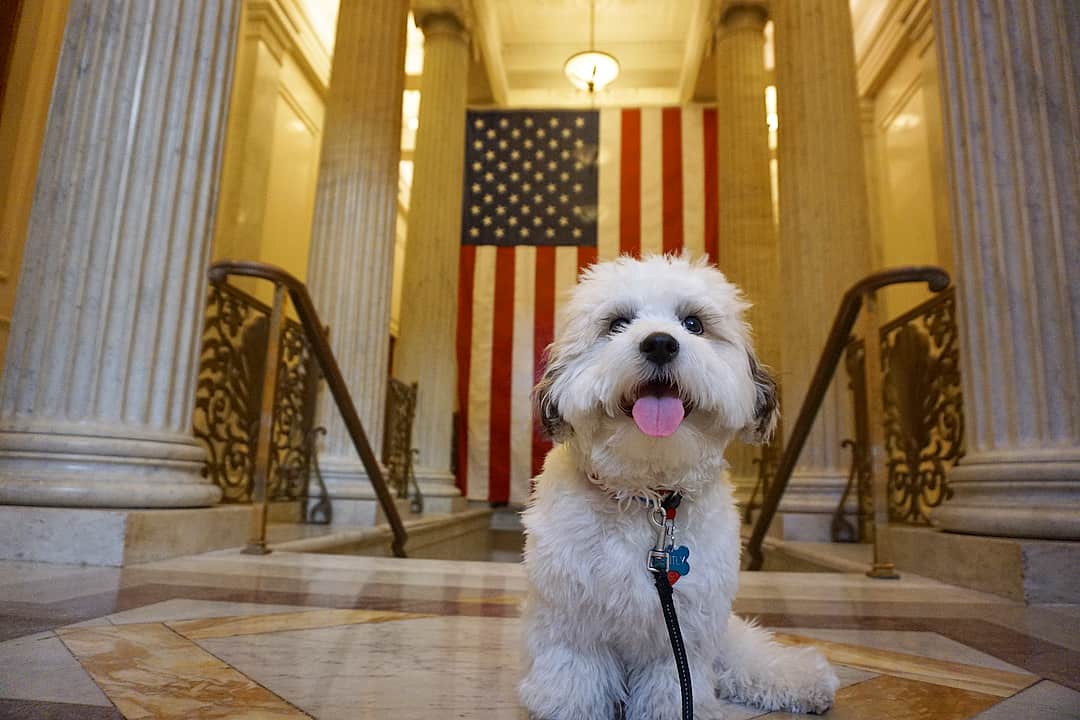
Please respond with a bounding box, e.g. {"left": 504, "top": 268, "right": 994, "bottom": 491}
{"left": 743, "top": 265, "right": 950, "bottom": 571}
{"left": 208, "top": 259, "right": 408, "bottom": 558}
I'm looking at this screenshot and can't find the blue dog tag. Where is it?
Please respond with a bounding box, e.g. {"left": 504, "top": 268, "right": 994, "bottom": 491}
{"left": 668, "top": 545, "right": 691, "bottom": 577}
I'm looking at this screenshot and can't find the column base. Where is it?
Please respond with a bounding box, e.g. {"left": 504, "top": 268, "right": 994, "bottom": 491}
{"left": 414, "top": 466, "right": 466, "bottom": 515}
{"left": 317, "top": 456, "right": 381, "bottom": 498}
{"left": 314, "top": 457, "right": 466, "bottom": 519}
{"left": 305, "top": 497, "right": 376, "bottom": 526}
{"left": 931, "top": 453, "right": 1080, "bottom": 540}
{"left": 887, "top": 524, "right": 1080, "bottom": 603}
{"left": 0, "top": 429, "right": 220, "bottom": 508}
{"left": 0, "top": 505, "right": 250, "bottom": 566}
{"left": 314, "top": 457, "right": 429, "bottom": 525}
{"left": 776, "top": 471, "right": 848, "bottom": 541}
{"left": 311, "top": 456, "right": 381, "bottom": 526}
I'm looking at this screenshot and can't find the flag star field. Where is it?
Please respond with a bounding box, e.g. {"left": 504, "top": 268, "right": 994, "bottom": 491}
{"left": 462, "top": 110, "right": 600, "bottom": 248}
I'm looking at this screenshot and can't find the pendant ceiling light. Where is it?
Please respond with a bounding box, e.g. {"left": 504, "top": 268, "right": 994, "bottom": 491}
{"left": 564, "top": 1, "right": 620, "bottom": 93}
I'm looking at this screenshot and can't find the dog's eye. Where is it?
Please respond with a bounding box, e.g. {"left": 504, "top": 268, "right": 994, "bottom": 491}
{"left": 609, "top": 317, "right": 630, "bottom": 334}
{"left": 682, "top": 316, "right": 704, "bottom": 334}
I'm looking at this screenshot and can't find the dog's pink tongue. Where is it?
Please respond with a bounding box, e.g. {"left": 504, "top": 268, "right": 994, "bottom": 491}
{"left": 631, "top": 395, "right": 685, "bottom": 438}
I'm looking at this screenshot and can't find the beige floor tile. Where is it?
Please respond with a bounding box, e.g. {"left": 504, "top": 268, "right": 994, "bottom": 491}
{"left": 774, "top": 633, "right": 1039, "bottom": 697}
{"left": 971, "top": 680, "right": 1080, "bottom": 720}
{"left": 57, "top": 623, "right": 308, "bottom": 719}
{"left": 0, "top": 631, "right": 111, "bottom": 706}
{"left": 776, "top": 627, "right": 1027, "bottom": 673}
{"left": 171, "top": 607, "right": 432, "bottom": 640}
{"left": 760, "top": 675, "right": 1002, "bottom": 720}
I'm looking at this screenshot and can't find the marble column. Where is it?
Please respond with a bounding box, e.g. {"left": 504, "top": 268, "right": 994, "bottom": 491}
{"left": 774, "top": 0, "right": 873, "bottom": 540}
{"left": 0, "top": 0, "right": 239, "bottom": 510}
{"left": 305, "top": 0, "right": 409, "bottom": 525}
{"left": 713, "top": 1, "right": 781, "bottom": 501}
{"left": 928, "top": 0, "right": 1080, "bottom": 540}
{"left": 392, "top": 7, "right": 469, "bottom": 512}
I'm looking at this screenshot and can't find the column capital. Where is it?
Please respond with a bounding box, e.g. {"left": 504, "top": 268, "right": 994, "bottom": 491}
{"left": 412, "top": 0, "right": 471, "bottom": 40}
{"left": 717, "top": 1, "right": 769, "bottom": 31}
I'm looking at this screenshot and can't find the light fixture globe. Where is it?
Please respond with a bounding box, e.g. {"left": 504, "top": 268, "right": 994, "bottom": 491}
{"left": 563, "top": 50, "right": 620, "bottom": 93}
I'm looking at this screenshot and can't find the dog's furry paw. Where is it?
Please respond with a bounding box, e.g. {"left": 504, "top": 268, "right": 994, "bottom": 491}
{"left": 524, "top": 701, "right": 625, "bottom": 720}
{"left": 783, "top": 647, "right": 838, "bottom": 714}
{"left": 716, "top": 645, "right": 838, "bottom": 715}
{"left": 777, "top": 652, "right": 837, "bottom": 714}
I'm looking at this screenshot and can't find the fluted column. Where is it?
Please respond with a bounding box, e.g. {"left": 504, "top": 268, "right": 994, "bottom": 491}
{"left": 0, "top": 0, "right": 238, "bottom": 508}
{"left": 929, "top": 0, "right": 1080, "bottom": 539}
{"left": 305, "top": 0, "right": 409, "bottom": 523}
{"left": 393, "top": 8, "right": 469, "bottom": 506}
{"left": 774, "top": 0, "right": 872, "bottom": 539}
{"left": 714, "top": 2, "right": 781, "bottom": 501}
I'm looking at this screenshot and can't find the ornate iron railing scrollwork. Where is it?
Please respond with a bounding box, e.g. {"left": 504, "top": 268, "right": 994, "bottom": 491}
{"left": 830, "top": 340, "right": 874, "bottom": 543}
{"left": 194, "top": 282, "right": 319, "bottom": 504}
{"left": 305, "top": 427, "right": 332, "bottom": 524}
{"left": 383, "top": 378, "right": 424, "bottom": 513}
{"left": 879, "top": 287, "right": 963, "bottom": 524}
{"left": 205, "top": 260, "right": 408, "bottom": 558}
{"left": 267, "top": 319, "right": 322, "bottom": 501}
{"left": 743, "top": 266, "right": 951, "bottom": 572}
{"left": 383, "top": 379, "right": 418, "bottom": 497}
{"left": 837, "top": 289, "right": 964, "bottom": 527}
{"left": 832, "top": 438, "right": 871, "bottom": 543}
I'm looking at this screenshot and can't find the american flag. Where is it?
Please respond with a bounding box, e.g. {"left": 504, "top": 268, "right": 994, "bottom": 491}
{"left": 463, "top": 111, "right": 599, "bottom": 248}
{"left": 456, "top": 107, "right": 720, "bottom": 505}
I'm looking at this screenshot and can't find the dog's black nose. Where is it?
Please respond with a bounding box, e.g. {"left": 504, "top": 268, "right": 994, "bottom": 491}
{"left": 640, "top": 332, "right": 679, "bottom": 365}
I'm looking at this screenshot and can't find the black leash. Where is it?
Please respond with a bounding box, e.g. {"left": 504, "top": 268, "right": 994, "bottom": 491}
{"left": 648, "top": 492, "right": 693, "bottom": 720}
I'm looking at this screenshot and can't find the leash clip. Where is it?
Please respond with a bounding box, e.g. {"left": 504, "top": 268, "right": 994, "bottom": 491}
{"left": 645, "top": 496, "right": 690, "bottom": 582}
{"left": 647, "top": 505, "right": 678, "bottom": 572}
{"left": 650, "top": 506, "right": 669, "bottom": 548}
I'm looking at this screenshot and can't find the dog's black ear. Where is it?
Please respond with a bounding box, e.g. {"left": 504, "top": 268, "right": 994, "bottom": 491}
{"left": 744, "top": 352, "right": 779, "bottom": 444}
{"left": 533, "top": 354, "right": 571, "bottom": 442}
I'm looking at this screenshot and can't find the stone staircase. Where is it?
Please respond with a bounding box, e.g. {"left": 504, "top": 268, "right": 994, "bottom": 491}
{"left": 265, "top": 502, "right": 524, "bottom": 563}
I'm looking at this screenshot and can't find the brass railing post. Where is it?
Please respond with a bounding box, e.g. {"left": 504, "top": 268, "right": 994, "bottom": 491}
{"left": 243, "top": 283, "right": 287, "bottom": 555}
{"left": 860, "top": 289, "right": 898, "bottom": 579}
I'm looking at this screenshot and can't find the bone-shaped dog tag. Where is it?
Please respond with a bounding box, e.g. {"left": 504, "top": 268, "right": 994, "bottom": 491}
{"left": 665, "top": 545, "right": 690, "bottom": 585}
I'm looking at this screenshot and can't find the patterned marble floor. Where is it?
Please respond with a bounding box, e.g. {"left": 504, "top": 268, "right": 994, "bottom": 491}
{"left": 0, "top": 550, "right": 1078, "bottom": 719}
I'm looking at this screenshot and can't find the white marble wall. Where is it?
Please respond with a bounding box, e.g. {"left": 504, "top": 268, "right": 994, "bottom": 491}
{"left": 929, "top": 0, "right": 1080, "bottom": 540}
{"left": 0, "top": 0, "right": 240, "bottom": 508}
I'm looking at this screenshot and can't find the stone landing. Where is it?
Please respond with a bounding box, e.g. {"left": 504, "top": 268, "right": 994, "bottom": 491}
{"left": 887, "top": 525, "right": 1080, "bottom": 604}
{"left": 0, "top": 505, "right": 251, "bottom": 566}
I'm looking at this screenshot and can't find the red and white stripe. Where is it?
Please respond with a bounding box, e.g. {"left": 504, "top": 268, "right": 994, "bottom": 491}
{"left": 455, "top": 106, "right": 719, "bottom": 504}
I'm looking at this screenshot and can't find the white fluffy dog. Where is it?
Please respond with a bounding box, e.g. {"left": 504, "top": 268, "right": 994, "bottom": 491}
{"left": 520, "top": 254, "right": 837, "bottom": 720}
